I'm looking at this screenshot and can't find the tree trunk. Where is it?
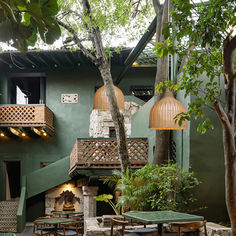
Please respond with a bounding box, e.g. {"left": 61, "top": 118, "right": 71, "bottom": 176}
{"left": 214, "top": 36, "right": 236, "bottom": 236}
{"left": 152, "top": 0, "right": 170, "bottom": 165}
{"left": 223, "top": 129, "right": 236, "bottom": 236}
{"left": 82, "top": 0, "right": 130, "bottom": 173}
{"left": 98, "top": 60, "right": 130, "bottom": 173}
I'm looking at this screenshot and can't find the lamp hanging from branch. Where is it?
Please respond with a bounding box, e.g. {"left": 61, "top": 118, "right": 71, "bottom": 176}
{"left": 149, "top": 91, "right": 188, "bottom": 130}
{"left": 93, "top": 85, "right": 124, "bottom": 110}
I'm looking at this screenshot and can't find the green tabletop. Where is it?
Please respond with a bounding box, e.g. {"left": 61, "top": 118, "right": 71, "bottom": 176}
{"left": 36, "top": 217, "right": 77, "bottom": 224}
{"left": 122, "top": 211, "right": 204, "bottom": 224}
{"left": 0, "top": 234, "right": 16, "bottom": 236}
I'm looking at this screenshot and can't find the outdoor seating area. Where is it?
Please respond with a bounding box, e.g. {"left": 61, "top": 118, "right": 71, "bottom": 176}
{"left": 0, "top": 0, "right": 235, "bottom": 236}
{"left": 32, "top": 211, "right": 84, "bottom": 236}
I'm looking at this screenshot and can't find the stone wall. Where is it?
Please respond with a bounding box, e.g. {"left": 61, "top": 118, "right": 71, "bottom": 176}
{"left": 89, "top": 102, "right": 141, "bottom": 138}
{"left": 45, "top": 181, "right": 83, "bottom": 214}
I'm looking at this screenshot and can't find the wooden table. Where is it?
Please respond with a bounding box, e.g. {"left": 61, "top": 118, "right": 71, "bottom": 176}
{"left": 52, "top": 211, "right": 83, "bottom": 218}
{"left": 122, "top": 211, "right": 204, "bottom": 236}
{"left": 35, "top": 217, "right": 77, "bottom": 233}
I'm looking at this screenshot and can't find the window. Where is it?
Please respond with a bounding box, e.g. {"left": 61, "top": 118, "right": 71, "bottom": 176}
{"left": 130, "top": 86, "right": 154, "bottom": 102}
{"left": 7, "top": 73, "right": 46, "bottom": 104}
{"left": 109, "top": 127, "right": 116, "bottom": 138}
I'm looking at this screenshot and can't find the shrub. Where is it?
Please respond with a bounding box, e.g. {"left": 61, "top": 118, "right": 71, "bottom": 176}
{"left": 112, "top": 163, "right": 200, "bottom": 212}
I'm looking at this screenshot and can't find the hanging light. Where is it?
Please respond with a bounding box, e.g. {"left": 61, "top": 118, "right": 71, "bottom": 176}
{"left": 149, "top": 91, "right": 188, "bottom": 130}
{"left": 93, "top": 85, "right": 124, "bottom": 110}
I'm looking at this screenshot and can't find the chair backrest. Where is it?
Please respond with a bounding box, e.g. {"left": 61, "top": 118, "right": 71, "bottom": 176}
{"left": 61, "top": 222, "right": 79, "bottom": 236}
{"left": 110, "top": 218, "right": 129, "bottom": 236}
{"left": 33, "top": 221, "right": 45, "bottom": 235}
{"left": 173, "top": 220, "right": 207, "bottom": 236}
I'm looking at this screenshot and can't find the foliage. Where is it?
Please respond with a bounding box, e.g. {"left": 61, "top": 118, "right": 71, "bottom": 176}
{"left": 95, "top": 194, "right": 120, "bottom": 215}
{"left": 154, "top": 0, "right": 236, "bottom": 134}
{"left": 0, "top": 0, "right": 61, "bottom": 51}
{"left": 109, "top": 164, "right": 200, "bottom": 212}
{"left": 57, "top": 0, "right": 154, "bottom": 50}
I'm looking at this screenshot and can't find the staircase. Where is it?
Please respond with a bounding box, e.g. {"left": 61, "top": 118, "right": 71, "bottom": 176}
{"left": 0, "top": 201, "right": 18, "bottom": 232}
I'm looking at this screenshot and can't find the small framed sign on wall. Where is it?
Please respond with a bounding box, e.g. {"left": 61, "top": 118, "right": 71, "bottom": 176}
{"left": 61, "top": 94, "right": 78, "bottom": 103}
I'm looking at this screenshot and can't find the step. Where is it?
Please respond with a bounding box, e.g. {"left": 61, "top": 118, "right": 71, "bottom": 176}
{"left": 0, "top": 226, "right": 17, "bottom": 233}
{"left": 0, "top": 201, "right": 18, "bottom": 233}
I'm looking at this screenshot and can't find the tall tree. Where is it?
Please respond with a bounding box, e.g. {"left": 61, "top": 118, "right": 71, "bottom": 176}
{"left": 155, "top": 0, "right": 236, "bottom": 234}
{"left": 152, "top": 0, "right": 171, "bottom": 164}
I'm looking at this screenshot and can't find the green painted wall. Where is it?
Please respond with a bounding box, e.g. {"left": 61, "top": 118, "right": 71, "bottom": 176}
{"left": 26, "top": 156, "right": 71, "bottom": 199}
{"left": 131, "top": 97, "right": 155, "bottom": 162}
{"left": 187, "top": 75, "right": 228, "bottom": 222}
{"left": 190, "top": 112, "right": 228, "bottom": 222}
{"left": 119, "top": 67, "right": 156, "bottom": 95}
{"left": 125, "top": 95, "right": 145, "bottom": 106}
{"left": 0, "top": 71, "right": 7, "bottom": 104}
{"left": 173, "top": 90, "right": 191, "bottom": 171}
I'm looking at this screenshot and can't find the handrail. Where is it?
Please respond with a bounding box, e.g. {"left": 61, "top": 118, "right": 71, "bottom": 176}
{"left": 69, "top": 138, "right": 149, "bottom": 172}
{"left": 17, "top": 176, "right": 26, "bottom": 233}
{"left": 0, "top": 104, "right": 54, "bottom": 131}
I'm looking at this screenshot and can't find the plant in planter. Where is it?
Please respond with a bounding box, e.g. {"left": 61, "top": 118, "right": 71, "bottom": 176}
{"left": 95, "top": 194, "right": 121, "bottom": 216}
{"left": 107, "top": 163, "right": 200, "bottom": 212}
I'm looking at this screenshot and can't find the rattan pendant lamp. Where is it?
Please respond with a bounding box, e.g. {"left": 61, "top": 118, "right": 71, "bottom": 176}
{"left": 93, "top": 85, "right": 124, "bottom": 110}
{"left": 149, "top": 91, "right": 188, "bottom": 130}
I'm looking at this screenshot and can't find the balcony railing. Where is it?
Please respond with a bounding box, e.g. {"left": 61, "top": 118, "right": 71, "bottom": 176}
{"left": 69, "top": 138, "right": 148, "bottom": 173}
{"left": 0, "top": 105, "right": 54, "bottom": 131}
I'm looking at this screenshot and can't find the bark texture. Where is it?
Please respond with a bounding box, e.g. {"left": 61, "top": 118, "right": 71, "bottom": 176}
{"left": 82, "top": 0, "right": 130, "bottom": 173}
{"left": 214, "top": 35, "right": 236, "bottom": 236}
{"left": 152, "top": 0, "right": 171, "bottom": 165}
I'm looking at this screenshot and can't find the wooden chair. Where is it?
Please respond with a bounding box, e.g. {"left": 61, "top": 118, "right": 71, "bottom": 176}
{"left": 57, "top": 222, "right": 80, "bottom": 236}
{"left": 70, "top": 216, "right": 84, "bottom": 234}
{"left": 33, "top": 221, "right": 51, "bottom": 236}
{"left": 171, "top": 220, "right": 208, "bottom": 236}
{"left": 110, "top": 218, "right": 139, "bottom": 236}
{"left": 36, "top": 217, "right": 54, "bottom": 235}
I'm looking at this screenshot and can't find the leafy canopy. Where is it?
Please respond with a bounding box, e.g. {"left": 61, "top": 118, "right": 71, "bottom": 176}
{"left": 154, "top": 0, "right": 236, "bottom": 133}
{"left": 56, "top": 0, "right": 154, "bottom": 50}
{"left": 0, "top": 0, "right": 61, "bottom": 51}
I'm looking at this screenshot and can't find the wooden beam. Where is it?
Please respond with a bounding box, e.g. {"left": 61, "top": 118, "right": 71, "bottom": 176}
{"left": 114, "top": 17, "right": 157, "bottom": 85}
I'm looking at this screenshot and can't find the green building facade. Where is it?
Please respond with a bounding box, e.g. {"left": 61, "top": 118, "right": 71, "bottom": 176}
{"left": 0, "top": 48, "right": 229, "bottom": 232}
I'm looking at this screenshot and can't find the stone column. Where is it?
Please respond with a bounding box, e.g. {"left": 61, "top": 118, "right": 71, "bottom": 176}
{"left": 82, "top": 186, "right": 98, "bottom": 218}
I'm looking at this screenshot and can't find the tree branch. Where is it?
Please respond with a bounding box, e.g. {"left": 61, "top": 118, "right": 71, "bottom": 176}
{"left": 214, "top": 100, "right": 232, "bottom": 132}
{"left": 82, "top": 0, "right": 106, "bottom": 63}
{"left": 152, "top": 0, "right": 161, "bottom": 15}
{"left": 57, "top": 19, "right": 98, "bottom": 64}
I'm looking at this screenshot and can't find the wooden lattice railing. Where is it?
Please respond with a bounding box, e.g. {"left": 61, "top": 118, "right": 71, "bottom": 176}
{"left": 0, "top": 105, "right": 54, "bottom": 131}
{"left": 69, "top": 138, "right": 148, "bottom": 172}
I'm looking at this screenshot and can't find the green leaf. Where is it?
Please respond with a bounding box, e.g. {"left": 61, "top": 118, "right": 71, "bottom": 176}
{"left": 42, "top": 0, "right": 59, "bottom": 17}
{"left": 162, "top": 22, "right": 171, "bottom": 39}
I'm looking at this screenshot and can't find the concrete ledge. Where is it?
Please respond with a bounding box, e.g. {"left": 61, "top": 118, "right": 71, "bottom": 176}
{"left": 205, "top": 222, "right": 231, "bottom": 236}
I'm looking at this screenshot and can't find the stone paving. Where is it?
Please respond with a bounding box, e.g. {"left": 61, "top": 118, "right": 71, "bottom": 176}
{"left": 15, "top": 223, "right": 33, "bottom": 236}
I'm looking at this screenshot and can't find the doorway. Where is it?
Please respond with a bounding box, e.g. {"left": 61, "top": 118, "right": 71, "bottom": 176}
{"left": 2, "top": 161, "right": 21, "bottom": 200}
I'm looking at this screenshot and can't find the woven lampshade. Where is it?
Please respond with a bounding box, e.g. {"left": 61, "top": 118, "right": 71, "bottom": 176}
{"left": 93, "top": 85, "right": 124, "bottom": 110}
{"left": 149, "top": 91, "right": 188, "bottom": 130}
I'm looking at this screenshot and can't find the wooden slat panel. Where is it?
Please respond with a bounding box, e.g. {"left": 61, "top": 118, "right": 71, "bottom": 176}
{"left": 0, "top": 105, "right": 54, "bottom": 131}
{"left": 69, "top": 138, "right": 148, "bottom": 171}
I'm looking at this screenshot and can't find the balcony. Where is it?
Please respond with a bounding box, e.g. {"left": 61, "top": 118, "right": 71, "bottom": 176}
{"left": 0, "top": 105, "right": 54, "bottom": 136}
{"left": 69, "top": 138, "right": 148, "bottom": 176}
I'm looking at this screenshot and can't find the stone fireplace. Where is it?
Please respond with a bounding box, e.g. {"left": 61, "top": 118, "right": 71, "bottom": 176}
{"left": 45, "top": 181, "right": 83, "bottom": 214}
